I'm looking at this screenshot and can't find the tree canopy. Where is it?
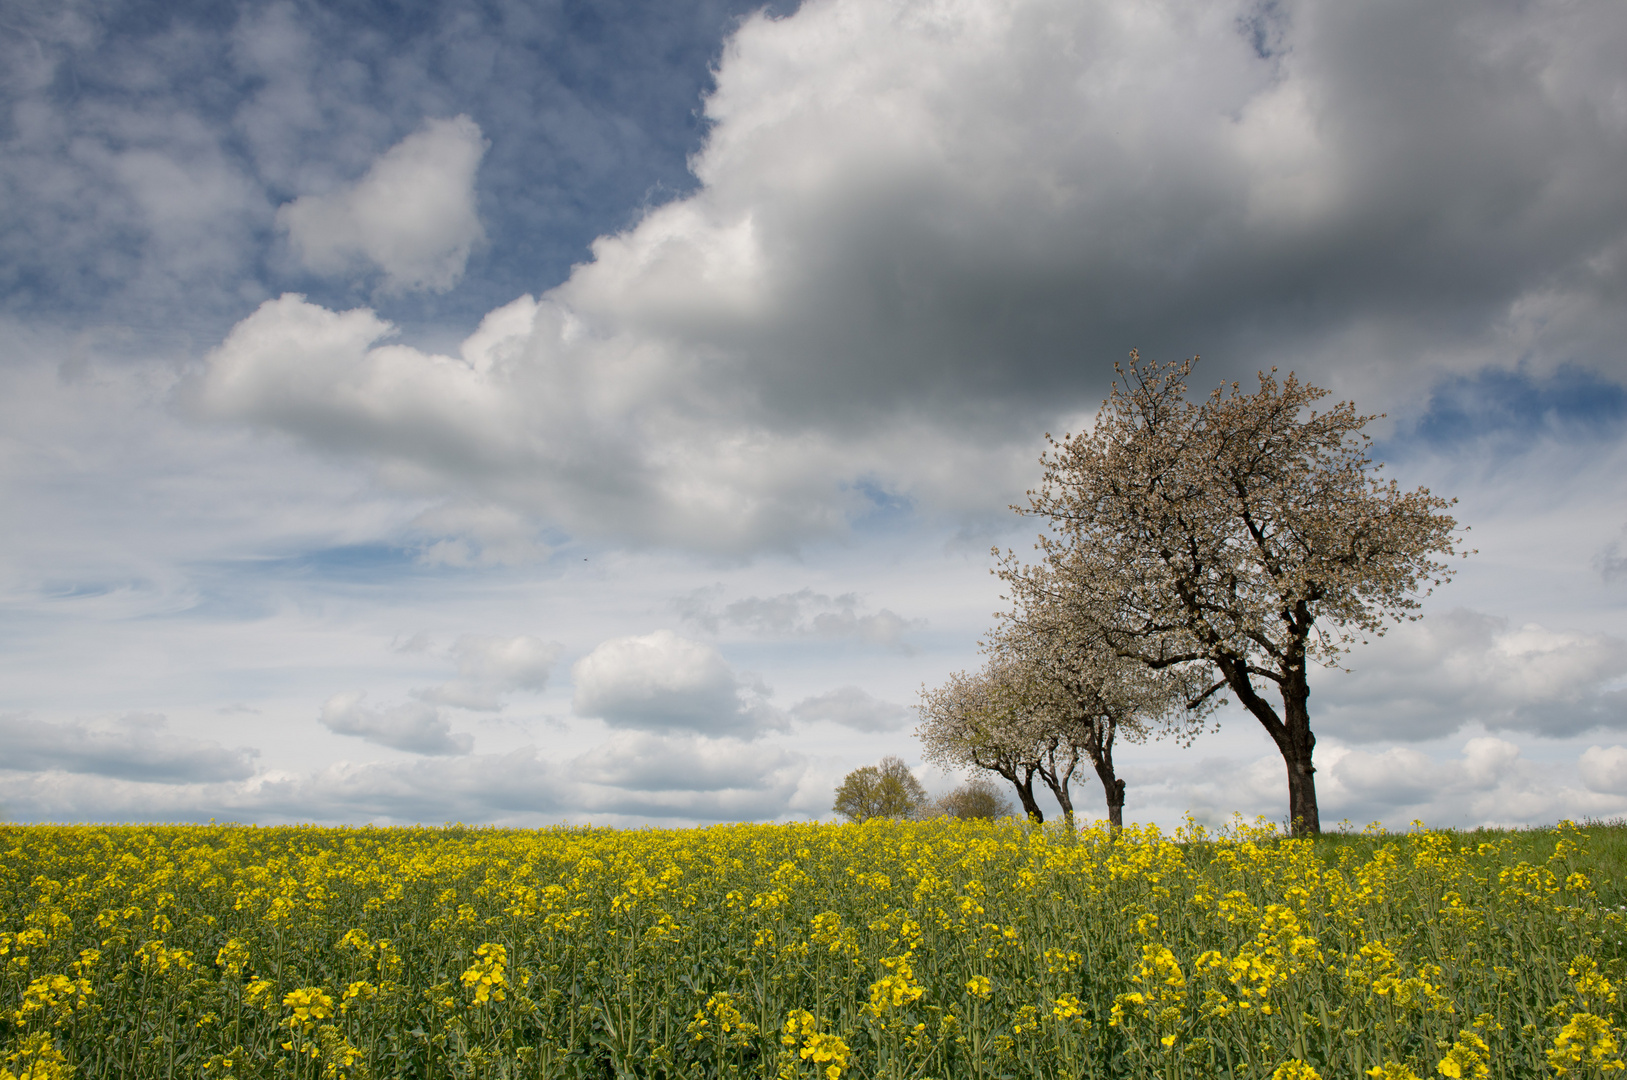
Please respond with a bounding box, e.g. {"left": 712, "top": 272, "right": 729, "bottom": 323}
{"left": 927, "top": 776, "right": 1014, "bottom": 821}
{"left": 832, "top": 756, "right": 929, "bottom": 822}
{"left": 1003, "top": 353, "right": 1464, "bottom": 834}
{"left": 917, "top": 602, "right": 1207, "bottom": 829}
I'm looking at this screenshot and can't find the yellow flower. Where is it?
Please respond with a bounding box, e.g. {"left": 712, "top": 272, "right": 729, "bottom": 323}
{"left": 1435, "top": 1030, "right": 1490, "bottom": 1079}
{"left": 216, "top": 938, "right": 251, "bottom": 978}
{"left": 2, "top": 1031, "right": 73, "bottom": 1080}
{"left": 1271, "top": 1060, "right": 1321, "bottom": 1080}
{"left": 282, "top": 987, "right": 335, "bottom": 1033}
{"left": 865, "top": 954, "right": 925, "bottom": 1015}
{"left": 245, "top": 978, "right": 276, "bottom": 1007}
{"left": 688, "top": 992, "right": 759, "bottom": 1046}
{"left": 965, "top": 975, "right": 993, "bottom": 999}
{"left": 1548, "top": 1013, "right": 1625, "bottom": 1076}
{"left": 1367, "top": 1063, "right": 1423, "bottom": 1080}
{"left": 12, "top": 974, "right": 93, "bottom": 1027}
{"left": 1052, "top": 993, "right": 1085, "bottom": 1021}
{"left": 800, "top": 1031, "right": 851, "bottom": 1080}
{"left": 459, "top": 942, "right": 509, "bottom": 1005}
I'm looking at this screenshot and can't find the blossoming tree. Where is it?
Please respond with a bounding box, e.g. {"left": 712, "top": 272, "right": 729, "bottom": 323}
{"left": 1004, "top": 353, "right": 1465, "bottom": 835}
{"left": 916, "top": 620, "right": 1205, "bottom": 829}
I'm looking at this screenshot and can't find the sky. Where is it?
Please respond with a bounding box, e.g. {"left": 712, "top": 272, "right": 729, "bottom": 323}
{"left": 2, "top": 0, "right": 1626, "bottom": 831}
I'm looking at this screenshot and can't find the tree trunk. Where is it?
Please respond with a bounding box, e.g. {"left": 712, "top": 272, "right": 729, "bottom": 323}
{"left": 1035, "top": 742, "right": 1079, "bottom": 830}
{"left": 1001, "top": 766, "right": 1044, "bottom": 823}
{"left": 1091, "top": 763, "right": 1125, "bottom": 833}
{"left": 1216, "top": 651, "right": 1321, "bottom": 836}
{"left": 1017, "top": 775, "right": 1044, "bottom": 822}
{"left": 1281, "top": 667, "right": 1320, "bottom": 837}
{"left": 1055, "top": 786, "right": 1076, "bottom": 831}
{"left": 1084, "top": 718, "right": 1125, "bottom": 832}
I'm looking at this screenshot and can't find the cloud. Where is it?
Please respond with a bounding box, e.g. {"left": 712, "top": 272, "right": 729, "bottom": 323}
{"left": 675, "top": 587, "right": 924, "bottom": 651}
{"left": 1580, "top": 745, "right": 1627, "bottom": 795}
{"left": 1402, "top": 366, "right": 1627, "bottom": 453}
{"left": 0, "top": 734, "right": 834, "bottom": 827}
{"left": 194, "top": 0, "right": 1627, "bottom": 553}
{"left": 0, "top": 712, "right": 258, "bottom": 784}
{"left": 1596, "top": 524, "right": 1627, "bottom": 583}
{"left": 318, "top": 692, "right": 472, "bottom": 755}
{"left": 413, "top": 634, "right": 563, "bottom": 711}
{"left": 1311, "top": 609, "right": 1627, "bottom": 742}
{"left": 409, "top": 503, "right": 553, "bottom": 568}
{"left": 571, "top": 630, "right": 784, "bottom": 736}
{"left": 570, "top": 731, "right": 802, "bottom": 793}
{"left": 0, "top": 0, "right": 796, "bottom": 331}
{"left": 276, "top": 116, "right": 488, "bottom": 293}
{"left": 1120, "top": 736, "right": 1627, "bottom": 831}
{"left": 790, "top": 686, "right": 913, "bottom": 733}
{"left": 0, "top": 752, "right": 557, "bottom": 826}
{"left": 1312, "top": 737, "right": 1627, "bottom": 828}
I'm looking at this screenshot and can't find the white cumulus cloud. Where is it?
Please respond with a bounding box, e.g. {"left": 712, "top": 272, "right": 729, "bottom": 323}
{"left": 1580, "top": 745, "right": 1627, "bottom": 795}
{"left": 675, "top": 587, "right": 925, "bottom": 650}
{"left": 1311, "top": 609, "right": 1627, "bottom": 741}
{"left": 571, "top": 630, "right": 784, "bottom": 737}
{"left": 318, "top": 692, "right": 472, "bottom": 755}
{"left": 570, "top": 731, "right": 802, "bottom": 794}
{"left": 413, "top": 634, "right": 563, "bottom": 711}
{"left": 276, "top": 115, "right": 487, "bottom": 293}
{"left": 0, "top": 712, "right": 258, "bottom": 784}
{"left": 1124, "top": 736, "right": 1627, "bottom": 832}
{"left": 790, "top": 686, "right": 913, "bottom": 732}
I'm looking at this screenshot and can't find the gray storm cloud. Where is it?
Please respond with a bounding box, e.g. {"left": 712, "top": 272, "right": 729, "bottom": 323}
{"left": 195, "top": 0, "right": 1627, "bottom": 555}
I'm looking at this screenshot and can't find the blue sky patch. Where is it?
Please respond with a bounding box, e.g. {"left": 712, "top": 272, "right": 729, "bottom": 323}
{"left": 1390, "top": 364, "right": 1627, "bottom": 455}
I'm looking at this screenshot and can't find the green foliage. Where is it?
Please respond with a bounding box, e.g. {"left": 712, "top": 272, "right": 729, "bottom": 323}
{"left": 831, "top": 755, "right": 929, "bottom": 822}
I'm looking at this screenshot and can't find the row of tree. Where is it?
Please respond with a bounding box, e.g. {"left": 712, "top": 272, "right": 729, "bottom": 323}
{"left": 910, "top": 354, "right": 1464, "bottom": 836}
{"left": 832, "top": 756, "right": 1014, "bottom": 822}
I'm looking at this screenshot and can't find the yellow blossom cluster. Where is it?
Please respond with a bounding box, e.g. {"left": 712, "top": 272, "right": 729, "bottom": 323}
{"left": 0, "top": 816, "right": 1621, "bottom": 1078}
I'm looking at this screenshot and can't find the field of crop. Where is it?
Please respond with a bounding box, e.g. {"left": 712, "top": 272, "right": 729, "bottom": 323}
{"left": 1, "top": 818, "right": 1624, "bottom": 1080}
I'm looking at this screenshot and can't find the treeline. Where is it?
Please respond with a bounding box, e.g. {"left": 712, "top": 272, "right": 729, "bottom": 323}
{"left": 885, "top": 354, "right": 1464, "bottom": 835}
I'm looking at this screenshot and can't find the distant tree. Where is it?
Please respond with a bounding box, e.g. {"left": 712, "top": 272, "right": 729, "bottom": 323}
{"left": 991, "top": 607, "right": 1210, "bottom": 831}
{"left": 917, "top": 621, "right": 1205, "bottom": 830}
{"left": 1005, "top": 353, "right": 1465, "bottom": 835}
{"left": 832, "top": 755, "right": 929, "bottom": 822}
{"left": 914, "top": 664, "right": 1048, "bottom": 821}
{"left": 928, "top": 776, "right": 1014, "bottom": 821}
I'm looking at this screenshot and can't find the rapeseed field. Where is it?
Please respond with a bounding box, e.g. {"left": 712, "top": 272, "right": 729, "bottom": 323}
{"left": 1, "top": 818, "right": 1622, "bottom": 1079}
